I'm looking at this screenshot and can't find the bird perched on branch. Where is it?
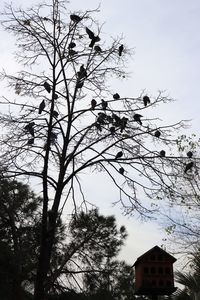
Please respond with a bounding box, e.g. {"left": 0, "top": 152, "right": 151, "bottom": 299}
{"left": 43, "top": 17, "right": 50, "bottom": 21}
{"left": 70, "top": 14, "right": 81, "bottom": 23}
{"left": 91, "top": 99, "right": 97, "bottom": 110}
{"left": 77, "top": 64, "right": 87, "bottom": 80}
{"left": 115, "top": 151, "right": 123, "bottom": 159}
{"left": 120, "top": 117, "right": 128, "bottom": 132}
{"left": 187, "top": 151, "right": 193, "bottom": 158}
{"left": 38, "top": 100, "right": 45, "bottom": 114}
{"left": 24, "top": 19, "right": 31, "bottom": 26}
{"left": 143, "top": 95, "right": 150, "bottom": 107}
{"left": 118, "top": 44, "right": 124, "bottom": 56}
{"left": 134, "top": 114, "right": 143, "bottom": 125}
{"left": 101, "top": 99, "right": 108, "bottom": 110}
{"left": 113, "top": 93, "right": 120, "bottom": 100}
{"left": 50, "top": 132, "right": 57, "bottom": 144}
{"left": 27, "top": 138, "right": 34, "bottom": 145}
{"left": 94, "top": 45, "right": 102, "bottom": 52}
{"left": 76, "top": 81, "right": 84, "bottom": 89}
{"left": 97, "top": 112, "right": 107, "bottom": 124}
{"left": 68, "top": 42, "right": 76, "bottom": 49}
{"left": 106, "top": 115, "right": 113, "bottom": 124}
{"left": 53, "top": 93, "right": 58, "bottom": 100}
{"left": 184, "top": 161, "right": 194, "bottom": 173}
{"left": 43, "top": 82, "right": 51, "bottom": 93}
{"left": 112, "top": 114, "right": 121, "bottom": 127}
{"left": 69, "top": 49, "right": 77, "bottom": 56}
{"left": 110, "top": 126, "right": 115, "bottom": 135}
{"left": 53, "top": 111, "right": 59, "bottom": 118}
{"left": 119, "top": 167, "right": 125, "bottom": 175}
{"left": 160, "top": 150, "right": 166, "bottom": 157}
{"left": 154, "top": 130, "right": 161, "bottom": 138}
{"left": 24, "top": 122, "right": 35, "bottom": 137}
{"left": 86, "top": 27, "right": 100, "bottom": 48}
{"left": 95, "top": 122, "right": 102, "bottom": 132}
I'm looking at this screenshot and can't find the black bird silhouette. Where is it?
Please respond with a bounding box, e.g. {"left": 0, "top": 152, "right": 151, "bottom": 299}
{"left": 118, "top": 44, "right": 124, "bottom": 56}
{"left": 50, "top": 132, "right": 57, "bottom": 143}
{"left": 154, "top": 130, "right": 161, "bottom": 138}
{"left": 110, "top": 126, "right": 115, "bottom": 135}
{"left": 113, "top": 93, "right": 120, "bottom": 100}
{"left": 28, "top": 138, "right": 34, "bottom": 145}
{"left": 94, "top": 45, "right": 102, "bottom": 52}
{"left": 187, "top": 151, "right": 193, "bottom": 158}
{"left": 120, "top": 117, "right": 128, "bottom": 132}
{"left": 97, "top": 112, "right": 107, "bottom": 124}
{"left": 68, "top": 42, "right": 76, "bottom": 49}
{"left": 101, "top": 99, "right": 108, "bottom": 110}
{"left": 115, "top": 151, "right": 123, "bottom": 159}
{"left": 70, "top": 14, "right": 81, "bottom": 23}
{"left": 53, "top": 93, "right": 58, "bottom": 100}
{"left": 95, "top": 122, "right": 102, "bottom": 132}
{"left": 86, "top": 27, "right": 95, "bottom": 39}
{"left": 25, "top": 123, "right": 35, "bottom": 137}
{"left": 184, "top": 161, "right": 194, "bottom": 173}
{"left": 77, "top": 65, "right": 87, "bottom": 80}
{"left": 69, "top": 49, "right": 77, "bottom": 56}
{"left": 43, "top": 82, "right": 51, "bottom": 93}
{"left": 91, "top": 99, "right": 97, "bottom": 110}
{"left": 76, "top": 81, "right": 84, "bottom": 89}
{"left": 89, "top": 36, "right": 100, "bottom": 48}
{"left": 38, "top": 100, "right": 45, "bottom": 114}
{"left": 134, "top": 114, "right": 143, "bottom": 125}
{"left": 85, "top": 27, "right": 100, "bottom": 48}
{"left": 119, "top": 167, "right": 125, "bottom": 175}
{"left": 143, "top": 95, "right": 150, "bottom": 107}
{"left": 24, "top": 19, "right": 31, "bottom": 26}
{"left": 107, "top": 115, "right": 113, "bottom": 124}
{"left": 25, "top": 123, "right": 35, "bottom": 136}
{"left": 112, "top": 114, "right": 121, "bottom": 127}
{"left": 160, "top": 150, "right": 166, "bottom": 157}
{"left": 53, "top": 111, "right": 59, "bottom": 118}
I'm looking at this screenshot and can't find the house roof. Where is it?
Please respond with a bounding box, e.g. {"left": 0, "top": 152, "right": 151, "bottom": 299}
{"left": 133, "top": 245, "right": 176, "bottom": 266}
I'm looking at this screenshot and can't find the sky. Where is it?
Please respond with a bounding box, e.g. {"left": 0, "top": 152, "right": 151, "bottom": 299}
{"left": 0, "top": 0, "right": 200, "bottom": 270}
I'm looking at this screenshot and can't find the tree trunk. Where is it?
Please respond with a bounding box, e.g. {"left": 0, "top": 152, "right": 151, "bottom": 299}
{"left": 12, "top": 278, "right": 21, "bottom": 300}
{"left": 34, "top": 203, "right": 59, "bottom": 300}
{"left": 34, "top": 225, "right": 55, "bottom": 300}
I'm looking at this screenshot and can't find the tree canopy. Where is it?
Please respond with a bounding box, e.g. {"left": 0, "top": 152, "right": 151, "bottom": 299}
{"left": 0, "top": 178, "right": 134, "bottom": 300}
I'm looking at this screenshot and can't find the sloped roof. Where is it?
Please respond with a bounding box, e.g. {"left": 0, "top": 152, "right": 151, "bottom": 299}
{"left": 133, "top": 245, "right": 176, "bottom": 266}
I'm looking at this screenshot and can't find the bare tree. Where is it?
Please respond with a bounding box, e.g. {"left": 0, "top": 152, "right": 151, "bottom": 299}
{"left": 0, "top": 0, "right": 187, "bottom": 299}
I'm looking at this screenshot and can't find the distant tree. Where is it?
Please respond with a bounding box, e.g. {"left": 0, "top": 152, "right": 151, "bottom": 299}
{"left": 47, "top": 209, "right": 139, "bottom": 300}
{"left": 160, "top": 135, "right": 200, "bottom": 256}
{"left": 0, "top": 241, "right": 14, "bottom": 300}
{"left": 0, "top": 0, "right": 188, "bottom": 299}
{"left": 83, "top": 260, "right": 135, "bottom": 300}
{"left": 173, "top": 252, "right": 200, "bottom": 300}
{"left": 0, "top": 178, "right": 41, "bottom": 300}
{"left": 47, "top": 209, "right": 128, "bottom": 294}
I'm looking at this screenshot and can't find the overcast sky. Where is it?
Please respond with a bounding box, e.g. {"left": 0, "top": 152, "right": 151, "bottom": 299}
{"left": 0, "top": 0, "right": 199, "bottom": 267}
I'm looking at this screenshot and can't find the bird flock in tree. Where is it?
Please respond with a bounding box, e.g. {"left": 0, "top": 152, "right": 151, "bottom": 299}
{"left": 21, "top": 13, "right": 195, "bottom": 177}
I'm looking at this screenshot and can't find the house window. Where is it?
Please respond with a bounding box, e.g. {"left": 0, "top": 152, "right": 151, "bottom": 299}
{"left": 152, "top": 280, "right": 157, "bottom": 286}
{"left": 159, "top": 280, "right": 164, "bottom": 286}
